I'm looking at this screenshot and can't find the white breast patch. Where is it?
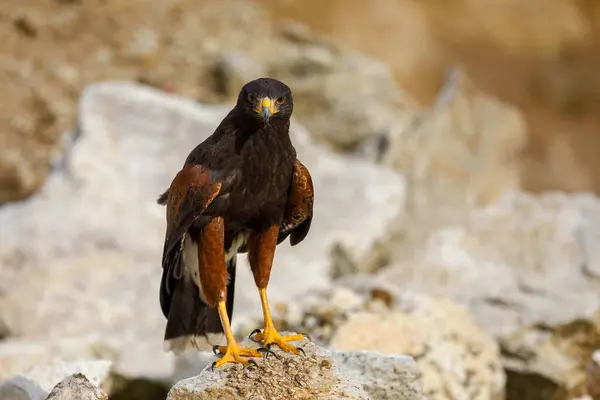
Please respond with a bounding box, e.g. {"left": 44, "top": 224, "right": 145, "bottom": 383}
{"left": 181, "top": 235, "right": 207, "bottom": 304}
{"left": 226, "top": 231, "right": 249, "bottom": 262}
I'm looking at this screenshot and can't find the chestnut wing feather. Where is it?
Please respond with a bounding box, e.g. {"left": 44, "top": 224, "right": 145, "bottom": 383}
{"left": 162, "top": 164, "right": 222, "bottom": 258}
{"left": 278, "top": 159, "right": 314, "bottom": 246}
{"left": 158, "top": 164, "right": 222, "bottom": 315}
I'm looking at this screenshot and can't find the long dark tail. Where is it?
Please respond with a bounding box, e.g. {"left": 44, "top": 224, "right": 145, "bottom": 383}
{"left": 162, "top": 256, "right": 237, "bottom": 354}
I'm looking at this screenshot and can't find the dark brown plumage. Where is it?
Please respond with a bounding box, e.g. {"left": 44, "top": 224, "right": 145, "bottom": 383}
{"left": 157, "top": 77, "right": 314, "bottom": 367}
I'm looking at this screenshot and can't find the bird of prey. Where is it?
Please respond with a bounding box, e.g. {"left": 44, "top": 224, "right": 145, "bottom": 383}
{"left": 157, "top": 77, "right": 314, "bottom": 368}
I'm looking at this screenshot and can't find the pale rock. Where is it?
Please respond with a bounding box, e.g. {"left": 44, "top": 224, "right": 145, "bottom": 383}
{"left": 0, "top": 82, "right": 405, "bottom": 380}
{"left": 382, "top": 192, "right": 600, "bottom": 333}
{"left": 330, "top": 295, "right": 505, "bottom": 400}
{"left": 332, "top": 351, "right": 425, "bottom": 400}
{"left": 383, "top": 68, "right": 527, "bottom": 220}
{"left": 212, "top": 20, "right": 418, "bottom": 152}
{"left": 167, "top": 334, "right": 423, "bottom": 400}
{"left": 0, "top": 360, "right": 111, "bottom": 400}
{"left": 380, "top": 191, "right": 600, "bottom": 397}
{"left": 270, "top": 48, "right": 416, "bottom": 151}
{"left": 0, "top": 336, "right": 117, "bottom": 382}
{"left": 267, "top": 286, "right": 370, "bottom": 345}
{"left": 125, "top": 27, "right": 160, "bottom": 61}
{"left": 277, "top": 20, "right": 338, "bottom": 48}
{"left": 349, "top": 68, "right": 529, "bottom": 277}
{"left": 354, "top": 70, "right": 600, "bottom": 395}
{"left": 268, "top": 279, "right": 504, "bottom": 399}
{"left": 213, "top": 51, "right": 267, "bottom": 100}
{"left": 45, "top": 373, "right": 108, "bottom": 400}
{"left": 329, "top": 287, "right": 365, "bottom": 314}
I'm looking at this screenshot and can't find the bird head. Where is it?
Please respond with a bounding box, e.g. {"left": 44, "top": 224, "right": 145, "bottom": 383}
{"left": 237, "top": 78, "right": 294, "bottom": 125}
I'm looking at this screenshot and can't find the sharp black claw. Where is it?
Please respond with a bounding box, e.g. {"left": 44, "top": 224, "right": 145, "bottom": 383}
{"left": 247, "top": 359, "right": 259, "bottom": 369}
{"left": 300, "top": 332, "right": 312, "bottom": 342}
{"left": 211, "top": 361, "right": 217, "bottom": 371}
{"left": 298, "top": 347, "right": 306, "bottom": 356}
{"left": 248, "top": 328, "right": 262, "bottom": 339}
{"left": 212, "top": 345, "right": 220, "bottom": 355}
{"left": 257, "top": 347, "right": 279, "bottom": 359}
{"left": 266, "top": 343, "right": 272, "bottom": 350}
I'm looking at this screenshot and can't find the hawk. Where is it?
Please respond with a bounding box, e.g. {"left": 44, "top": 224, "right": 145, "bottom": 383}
{"left": 157, "top": 77, "right": 314, "bottom": 368}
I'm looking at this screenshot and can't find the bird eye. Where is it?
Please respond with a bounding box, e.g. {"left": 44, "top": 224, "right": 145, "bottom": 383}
{"left": 276, "top": 97, "right": 285, "bottom": 105}
{"left": 247, "top": 94, "right": 256, "bottom": 103}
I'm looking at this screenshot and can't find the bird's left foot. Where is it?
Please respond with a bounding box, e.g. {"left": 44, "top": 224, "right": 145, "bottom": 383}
{"left": 249, "top": 328, "right": 306, "bottom": 355}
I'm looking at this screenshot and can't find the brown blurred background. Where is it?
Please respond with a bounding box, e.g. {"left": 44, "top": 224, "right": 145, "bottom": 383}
{"left": 3, "top": 0, "right": 600, "bottom": 202}
{"left": 262, "top": 0, "right": 600, "bottom": 194}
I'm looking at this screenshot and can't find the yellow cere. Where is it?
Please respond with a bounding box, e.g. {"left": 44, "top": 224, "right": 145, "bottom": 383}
{"left": 255, "top": 97, "right": 279, "bottom": 115}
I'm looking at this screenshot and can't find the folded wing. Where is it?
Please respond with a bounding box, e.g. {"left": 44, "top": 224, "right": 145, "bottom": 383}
{"left": 278, "top": 159, "right": 314, "bottom": 246}
{"left": 157, "top": 164, "right": 223, "bottom": 318}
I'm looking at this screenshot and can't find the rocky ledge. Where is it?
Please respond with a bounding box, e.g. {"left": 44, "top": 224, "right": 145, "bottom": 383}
{"left": 167, "top": 334, "right": 424, "bottom": 400}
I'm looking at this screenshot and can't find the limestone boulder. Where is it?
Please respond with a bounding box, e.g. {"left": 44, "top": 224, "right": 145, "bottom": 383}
{"left": 45, "top": 373, "right": 108, "bottom": 400}
{"left": 383, "top": 68, "right": 527, "bottom": 218}
{"left": 167, "top": 334, "right": 423, "bottom": 400}
{"left": 379, "top": 192, "right": 600, "bottom": 398}
{"left": 330, "top": 299, "right": 505, "bottom": 400}
{"left": 268, "top": 283, "right": 505, "bottom": 400}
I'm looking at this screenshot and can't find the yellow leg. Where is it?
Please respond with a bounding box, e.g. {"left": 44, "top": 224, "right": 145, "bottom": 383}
{"left": 252, "top": 288, "right": 305, "bottom": 354}
{"left": 213, "top": 301, "right": 262, "bottom": 368}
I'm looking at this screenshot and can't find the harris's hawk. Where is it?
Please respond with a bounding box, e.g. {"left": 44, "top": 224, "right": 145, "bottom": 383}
{"left": 157, "top": 78, "right": 314, "bottom": 368}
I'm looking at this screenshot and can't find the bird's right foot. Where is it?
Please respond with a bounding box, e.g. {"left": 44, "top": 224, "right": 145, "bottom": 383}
{"left": 211, "top": 342, "right": 262, "bottom": 369}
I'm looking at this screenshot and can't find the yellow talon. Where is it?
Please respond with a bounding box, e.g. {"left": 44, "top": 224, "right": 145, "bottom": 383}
{"left": 252, "top": 288, "right": 306, "bottom": 355}
{"left": 213, "top": 343, "right": 262, "bottom": 368}
{"left": 212, "top": 301, "right": 261, "bottom": 368}
{"left": 254, "top": 328, "right": 305, "bottom": 354}
{"left": 215, "top": 345, "right": 262, "bottom": 358}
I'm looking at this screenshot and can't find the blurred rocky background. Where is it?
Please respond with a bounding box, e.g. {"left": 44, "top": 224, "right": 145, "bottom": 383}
{"left": 1, "top": 0, "right": 600, "bottom": 399}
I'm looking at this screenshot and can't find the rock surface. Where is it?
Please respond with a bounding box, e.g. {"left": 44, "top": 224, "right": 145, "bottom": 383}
{"left": 311, "top": 64, "right": 600, "bottom": 399}
{"left": 377, "top": 191, "right": 600, "bottom": 398}
{"left": 271, "top": 283, "right": 505, "bottom": 400}
{"left": 383, "top": 68, "right": 527, "bottom": 216}
{"left": 167, "top": 334, "right": 423, "bottom": 400}
{"left": 0, "top": 82, "right": 405, "bottom": 381}
{"left": 266, "top": 28, "right": 416, "bottom": 151}
{"left": 326, "top": 67, "right": 529, "bottom": 278}
{"left": 45, "top": 373, "right": 108, "bottom": 400}
{"left": 0, "top": 336, "right": 117, "bottom": 383}
{"left": 0, "top": 360, "right": 110, "bottom": 400}
{"left": 331, "top": 301, "right": 505, "bottom": 400}
{"left": 332, "top": 351, "right": 425, "bottom": 400}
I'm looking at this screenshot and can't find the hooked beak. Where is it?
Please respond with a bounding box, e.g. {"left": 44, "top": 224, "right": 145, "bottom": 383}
{"left": 254, "top": 97, "right": 279, "bottom": 122}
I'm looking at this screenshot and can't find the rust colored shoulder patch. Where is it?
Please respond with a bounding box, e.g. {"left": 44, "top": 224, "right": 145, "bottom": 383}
{"left": 163, "top": 164, "right": 222, "bottom": 259}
